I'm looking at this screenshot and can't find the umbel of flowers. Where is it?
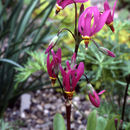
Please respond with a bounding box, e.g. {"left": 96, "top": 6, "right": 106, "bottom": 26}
{"left": 45, "top": 0, "right": 117, "bottom": 130}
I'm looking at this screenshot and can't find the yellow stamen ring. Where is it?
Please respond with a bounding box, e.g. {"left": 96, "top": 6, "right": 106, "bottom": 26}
{"left": 82, "top": 36, "right": 91, "bottom": 41}
{"left": 49, "top": 77, "right": 56, "bottom": 80}
{"left": 64, "top": 91, "right": 75, "bottom": 97}
{"left": 107, "top": 22, "right": 113, "bottom": 27}
{"left": 56, "top": 4, "right": 62, "bottom": 12}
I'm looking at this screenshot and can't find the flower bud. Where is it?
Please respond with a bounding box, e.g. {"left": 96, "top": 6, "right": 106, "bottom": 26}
{"left": 99, "top": 47, "right": 116, "bottom": 57}
{"left": 87, "top": 83, "right": 106, "bottom": 107}
{"left": 79, "top": 4, "right": 84, "bottom": 16}
{"left": 87, "top": 83, "right": 94, "bottom": 93}
{"left": 114, "top": 118, "right": 118, "bottom": 129}
{"left": 45, "top": 35, "right": 58, "bottom": 54}
{"left": 71, "top": 53, "right": 76, "bottom": 68}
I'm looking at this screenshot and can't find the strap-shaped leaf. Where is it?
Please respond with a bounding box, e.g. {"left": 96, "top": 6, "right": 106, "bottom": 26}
{"left": 15, "top": 0, "right": 38, "bottom": 41}
{"left": 33, "top": 0, "right": 56, "bottom": 42}
{"left": 0, "top": 58, "right": 23, "bottom": 68}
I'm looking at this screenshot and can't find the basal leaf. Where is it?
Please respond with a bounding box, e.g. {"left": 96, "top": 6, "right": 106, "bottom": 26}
{"left": 86, "top": 110, "right": 97, "bottom": 130}
{"left": 53, "top": 113, "right": 66, "bottom": 130}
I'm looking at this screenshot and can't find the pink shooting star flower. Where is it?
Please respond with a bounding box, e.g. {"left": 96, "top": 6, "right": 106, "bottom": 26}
{"left": 78, "top": 6, "right": 110, "bottom": 48}
{"left": 60, "top": 53, "right": 84, "bottom": 99}
{"left": 104, "top": 0, "right": 118, "bottom": 32}
{"left": 87, "top": 83, "right": 106, "bottom": 107}
{"left": 47, "top": 48, "right": 61, "bottom": 86}
{"left": 56, "top": 0, "right": 88, "bottom": 14}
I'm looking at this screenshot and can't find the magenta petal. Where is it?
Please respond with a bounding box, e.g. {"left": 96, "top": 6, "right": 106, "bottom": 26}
{"left": 56, "top": 48, "right": 61, "bottom": 63}
{"left": 71, "top": 52, "right": 76, "bottom": 66}
{"left": 76, "top": 62, "right": 84, "bottom": 81}
{"left": 94, "top": 10, "right": 110, "bottom": 33}
{"left": 60, "top": 64, "right": 66, "bottom": 77}
{"left": 104, "top": 0, "right": 110, "bottom": 11}
{"left": 98, "top": 90, "right": 106, "bottom": 95}
{"left": 91, "top": 7, "right": 100, "bottom": 32}
{"left": 66, "top": 60, "right": 71, "bottom": 70}
{"left": 64, "top": 70, "right": 71, "bottom": 91}
{"left": 72, "top": 62, "right": 84, "bottom": 88}
{"left": 112, "top": 0, "right": 117, "bottom": 17}
{"left": 78, "top": 11, "right": 86, "bottom": 35}
{"left": 47, "top": 53, "right": 53, "bottom": 76}
{"left": 71, "top": 53, "right": 76, "bottom": 63}
{"left": 57, "top": 0, "right": 88, "bottom": 9}
{"left": 84, "top": 9, "right": 92, "bottom": 36}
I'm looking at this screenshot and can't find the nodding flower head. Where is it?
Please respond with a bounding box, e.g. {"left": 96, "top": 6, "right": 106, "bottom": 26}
{"left": 47, "top": 48, "right": 61, "bottom": 86}
{"left": 56, "top": 0, "right": 88, "bottom": 14}
{"left": 104, "top": 0, "right": 117, "bottom": 32}
{"left": 78, "top": 6, "right": 110, "bottom": 48}
{"left": 60, "top": 53, "right": 84, "bottom": 99}
{"left": 45, "top": 36, "right": 58, "bottom": 54}
{"left": 87, "top": 83, "right": 106, "bottom": 107}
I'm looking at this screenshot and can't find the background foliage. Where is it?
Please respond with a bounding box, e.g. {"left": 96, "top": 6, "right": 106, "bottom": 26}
{"left": 0, "top": 0, "right": 56, "bottom": 117}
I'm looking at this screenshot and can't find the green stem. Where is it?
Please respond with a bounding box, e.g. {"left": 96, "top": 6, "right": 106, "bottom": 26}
{"left": 120, "top": 75, "right": 130, "bottom": 130}
{"left": 73, "top": 1, "right": 78, "bottom": 36}
{"left": 91, "top": 39, "right": 100, "bottom": 48}
{"left": 57, "top": 76, "right": 65, "bottom": 96}
{"left": 57, "top": 28, "right": 76, "bottom": 41}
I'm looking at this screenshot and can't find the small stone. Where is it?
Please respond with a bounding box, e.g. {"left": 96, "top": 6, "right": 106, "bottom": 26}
{"left": 61, "top": 106, "right": 65, "bottom": 112}
{"left": 36, "top": 119, "right": 44, "bottom": 124}
{"left": 79, "top": 125, "right": 86, "bottom": 130}
{"left": 44, "top": 109, "right": 49, "bottom": 115}
{"left": 73, "top": 96, "right": 80, "bottom": 102}
{"left": 37, "top": 105, "right": 43, "bottom": 111}
{"left": 21, "top": 112, "right": 26, "bottom": 118}
{"left": 44, "top": 104, "right": 51, "bottom": 109}
{"left": 31, "top": 115, "right": 37, "bottom": 119}
{"left": 20, "top": 94, "right": 31, "bottom": 114}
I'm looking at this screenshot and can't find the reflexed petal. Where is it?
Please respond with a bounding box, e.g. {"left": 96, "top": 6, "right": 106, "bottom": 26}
{"left": 66, "top": 60, "right": 71, "bottom": 70}
{"left": 56, "top": 48, "right": 61, "bottom": 62}
{"left": 60, "top": 64, "right": 66, "bottom": 77}
{"left": 112, "top": 0, "right": 117, "bottom": 17}
{"left": 64, "top": 70, "right": 71, "bottom": 91}
{"left": 104, "top": 0, "right": 110, "bottom": 11}
{"left": 47, "top": 53, "right": 53, "bottom": 76}
{"left": 76, "top": 62, "right": 84, "bottom": 81}
{"left": 94, "top": 10, "right": 110, "bottom": 33}
{"left": 71, "top": 52, "right": 76, "bottom": 66}
{"left": 72, "top": 62, "right": 84, "bottom": 88}
{"left": 57, "top": 0, "right": 88, "bottom": 9}
{"left": 98, "top": 90, "right": 106, "bottom": 95}
{"left": 91, "top": 7, "right": 100, "bottom": 32}
{"left": 84, "top": 9, "right": 92, "bottom": 36}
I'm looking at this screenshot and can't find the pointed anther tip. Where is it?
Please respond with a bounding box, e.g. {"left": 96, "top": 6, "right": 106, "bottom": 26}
{"left": 55, "top": 10, "right": 59, "bottom": 15}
